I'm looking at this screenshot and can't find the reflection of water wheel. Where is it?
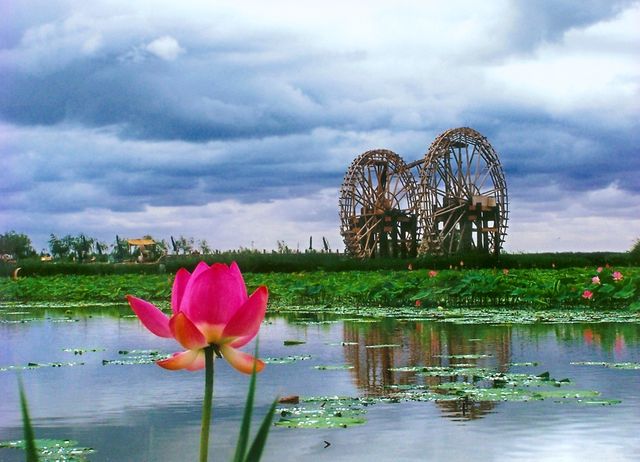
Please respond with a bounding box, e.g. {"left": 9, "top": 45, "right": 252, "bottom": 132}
{"left": 419, "top": 127, "right": 508, "bottom": 255}
{"left": 339, "top": 149, "right": 421, "bottom": 257}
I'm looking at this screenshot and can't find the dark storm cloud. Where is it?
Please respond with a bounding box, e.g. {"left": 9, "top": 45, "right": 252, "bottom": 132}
{"left": 509, "top": 0, "right": 637, "bottom": 48}
{"left": 0, "top": 0, "right": 638, "bottom": 253}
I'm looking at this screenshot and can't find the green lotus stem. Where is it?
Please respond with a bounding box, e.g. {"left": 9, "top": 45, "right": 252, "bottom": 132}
{"left": 199, "top": 345, "right": 215, "bottom": 462}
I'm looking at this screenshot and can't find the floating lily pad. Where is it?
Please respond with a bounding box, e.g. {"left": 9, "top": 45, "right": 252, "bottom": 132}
{"left": 275, "top": 414, "right": 366, "bottom": 428}
{"left": 571, "top": 361, "right": 640, "bottom": 370}
{"left": 609, "top": 363, "right": 640, "bottom": 370}
{"left": 283, "top": 340, "right": 306, "bottom": 346}
{"left": 365, "top": 344, "right": 401, "bottom": 349}
{"left": 419, "top": 367, "right": 495, "bottom": 378}
{"left": 118, "top": 349, "right": 162, "bottom": 355}
{"left": 434, "top": 354, "right": 492, "bottom": 359}
{"left": 276, "top": 401, "right": 367, "bottom": 428}
{"left": 577, "top": 399, "right": 622, "bottom": 405}
{"left": 102, "top": 350, "right": 169, "bottom": 366}
{"left": 0, "top": 362, "right": 85, "bottom": 372}
{"left": 264, "top": 355, "right": 312, "bottom": 364}
{"left": 63, "top": 348, "right": 105, "bottom": 355}
{"left": 0, "top": 438, "right": 94, "bottom": 461}
{"left": 314, "top": 365, "right": 354, "bottom": 370}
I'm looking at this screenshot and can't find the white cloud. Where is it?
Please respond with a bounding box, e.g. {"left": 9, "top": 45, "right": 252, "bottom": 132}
{"left": 145, "top": 35, "right": 184, "bottom": 60}
{"left": 1, "top": 1, "right": 639, "bottom": 254}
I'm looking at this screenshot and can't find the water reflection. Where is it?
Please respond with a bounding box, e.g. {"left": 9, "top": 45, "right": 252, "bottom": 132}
{"left": 341, "top": 320, "right": 513, "bottom": 419}
{"left": 1, "top": 305, "right": 639, "bottom": 462}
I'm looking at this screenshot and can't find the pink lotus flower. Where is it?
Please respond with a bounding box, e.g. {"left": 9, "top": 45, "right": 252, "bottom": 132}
{"left": 428, "top": 270, "right": 438, "bottom": 278}
{"left": 582, "top": 290, "right": 593, "bottom": 300}
{"left": 502, "top": 268, "right": 509, "bottom": 275}
{"left": 596, "top": 266, "right": 603, "bottom": 273}
{"left": 591, "top": 276, "right": 601, "bottom": 285}
{"left": 415, "top": 300, "right": 422, "bottom": 307}
{"left": 126, "top": 262, "right": 268, "bottom": 374}
{"left": 612, "top": 271, "right": 623, "bottom": 281}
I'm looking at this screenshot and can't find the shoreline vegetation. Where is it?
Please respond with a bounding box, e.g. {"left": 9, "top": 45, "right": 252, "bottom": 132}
{"left": 1, "top": 250, "right": 638, "bottom": 277}
{"left": 1, "top": 260, "right": 638, "bottom": 311}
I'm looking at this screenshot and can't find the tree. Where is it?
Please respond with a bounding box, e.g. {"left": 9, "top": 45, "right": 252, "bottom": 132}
{"left": 199, "top": 239, "right": 212, "bottom": 255}
{"left": 49, "top": 234, "right": 71, "bottom": 260}
{"left": 173, "top": 235, "right": 194, "bottom": 255}
{"left": 112, "top": 235, "right": 129, "bottom": 262}
{"left": 631, "top": 238, "right": 640, "bottom": 263}
{"left": 70, "top": 234, "right": 95, "bottom": 262}
{"left": 0, "top": 231, "right": 36, "bottom": 259}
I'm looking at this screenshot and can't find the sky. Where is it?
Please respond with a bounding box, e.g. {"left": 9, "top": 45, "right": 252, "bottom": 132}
{"left": 1, "top": 0, "right": 639, "bottom": 254}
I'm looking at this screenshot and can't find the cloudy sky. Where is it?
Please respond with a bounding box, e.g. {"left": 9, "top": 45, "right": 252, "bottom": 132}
{"left": 1, "top": 0, "right": 639, "bottom": 254}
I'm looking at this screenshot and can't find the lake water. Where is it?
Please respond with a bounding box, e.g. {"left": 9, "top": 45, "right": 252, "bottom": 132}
{"left": 0, "top": 304, "right": 639, "bottom": 461}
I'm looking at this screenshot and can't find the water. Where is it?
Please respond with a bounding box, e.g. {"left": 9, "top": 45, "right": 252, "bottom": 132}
{"left": 1, "top": 305, "right": 639, "bottom": 461}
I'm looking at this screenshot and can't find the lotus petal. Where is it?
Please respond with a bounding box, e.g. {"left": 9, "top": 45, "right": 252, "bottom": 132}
{"left": 157, "top": 350, "right": 200, "bottom": 370}
{"left": 185, "top": 350, "right": 206, "bottom": 371}
{"left": 223, "top": 286, "right": 268, "bottom": 348}
{"left": 220, "top": 345, "right": 264, "bottom": 374}
{"left": 180, "top": 263, "right": 248, "bottom": 327}
{"left": 170, "top": 312, "right": 208, "bottom": 350}
{"left": 171, "top": 268, "right": 191, "bottom": 314}
{"left": 126, "top": 295, "right": 172, "bottom": 338}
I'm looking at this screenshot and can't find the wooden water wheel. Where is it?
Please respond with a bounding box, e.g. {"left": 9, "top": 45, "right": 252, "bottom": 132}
{"left": 339, "top": 149, "right": 421, "bottom": 257}
{"left": 418, "top": 127, "right": 508, "bottom": 255}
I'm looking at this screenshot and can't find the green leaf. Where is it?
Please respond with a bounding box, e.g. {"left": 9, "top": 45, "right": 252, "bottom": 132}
{"left": 243, "top": 399, "right": 278, "bottom": 462}
{"left": 19, "top": 379, "right": 39, "bottom": 462}
{"left": 234, "top": 342, "right": 277, "bottom": 462}
{"left": 232, "top": 361, "right": 257, "bottom": 462}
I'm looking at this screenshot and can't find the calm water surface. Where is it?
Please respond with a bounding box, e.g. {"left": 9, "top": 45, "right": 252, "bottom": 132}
{"left": 0, "top": 305, "right": 639, "bottom": 462}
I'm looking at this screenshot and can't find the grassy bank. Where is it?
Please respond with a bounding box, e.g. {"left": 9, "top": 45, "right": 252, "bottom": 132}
{"left": 1, "top": 251, "right": 637, "bottom": 277}
{"left": 1, "top": 266, "right": 638, "bottom": 310}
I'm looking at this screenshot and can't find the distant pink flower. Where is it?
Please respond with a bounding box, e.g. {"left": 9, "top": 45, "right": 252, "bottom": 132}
{"left": 612, "top": 271, "right": 623, "bottom": 282}
{"left": 582, "top": 290, "right": 593, "bottom": 300}
{"left": 428, "top": 270, "right": 438, "bottom": 278}
{"left": 127, "top": 261, "right": 268, "bottom": 374}
{"left": 596, "top": 267, "right": 603, "bottom": 273}
{"left": 615, "top": 334, "right": 625, "bottom": 355}
{"left": 407, "top": 263, "right": 413, "bottom": 271}
{"left": 591, "top": 276, "right": 601, "bottom": 285}
{"left": 502, "top": 268, "right": 509, "bottom": 275}
{"left": 415, "top": 300, "right": 422, "bottom": 307}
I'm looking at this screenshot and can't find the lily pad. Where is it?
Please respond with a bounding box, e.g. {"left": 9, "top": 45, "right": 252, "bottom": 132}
{"left": 0, "top": 438, "right": 94, "bottom": 461}
{"left": 276, "top": 401, "right": 367, "bottom": 428}
{"left": 571, "top": 361, "right": 640, "bottom": 370}
{"left": 0, "top": 362, "right": 85, "bottom": 372}
{"left": 264, "top": 355, "right": 312, "bottom": 364}
{"left": 283, "top": 340, "right": 306, "bottom": 346}
{"left": 63, "top": 348, "right": 105, "bottom": 355}
{"left": 102, "top": 350, "right": 170, "bottom": 366}
{"left": 314, "top": 365, "right": 354, "bottom": 370}
{"left": 365, "top": 344, "right": 401, "bottom": 349}
{"left": 434, "top": 354, "right": 492, "bottom": 359}
{"left": 275, "top": 414, "right": 366, "bottom": 428}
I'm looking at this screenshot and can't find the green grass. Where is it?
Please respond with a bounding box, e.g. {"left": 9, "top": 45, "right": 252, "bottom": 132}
{"left": 2, "top": 250, "right": 637, "bottom": 277}
{"left": 2, "top": 266, "right": 638, "bottom": 309}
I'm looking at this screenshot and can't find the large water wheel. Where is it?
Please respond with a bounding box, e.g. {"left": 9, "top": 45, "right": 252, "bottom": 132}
{"left": 339, "top": 149, "right": 421, "bottom": 257}
{"left": 418, "top": 127, "right": 508, "bottom": 255}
